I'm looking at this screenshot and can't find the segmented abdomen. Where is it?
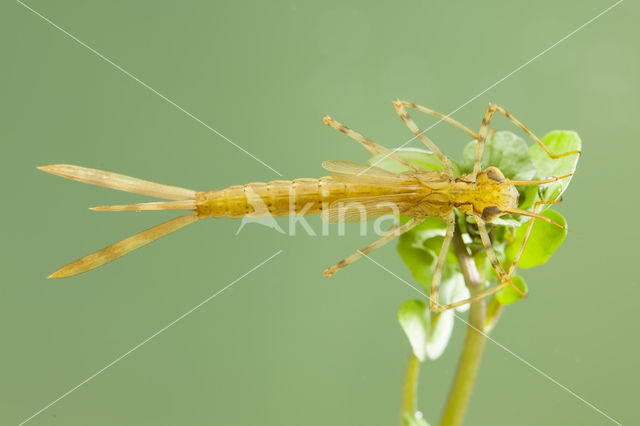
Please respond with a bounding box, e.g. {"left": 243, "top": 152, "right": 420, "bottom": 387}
{"left": 195, "top": 177, "right": 407, "bottom": 218}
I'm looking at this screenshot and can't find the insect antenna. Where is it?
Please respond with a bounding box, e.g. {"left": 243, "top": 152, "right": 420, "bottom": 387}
{"left": 510, "top": 167, "right": 593, "bottom": 186}
{"left": 509, "top": 171, "right": 575, "bottom": 186}
{"left": 504, "top": 207, "right": 573, "bottom": 233}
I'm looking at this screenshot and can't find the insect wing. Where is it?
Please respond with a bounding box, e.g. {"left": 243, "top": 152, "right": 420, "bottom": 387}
{"left": 324, "top": 194, "right": 422, "bottom": 223}
{"left": 322, "top": 160, "right": 417, "bottom": 184}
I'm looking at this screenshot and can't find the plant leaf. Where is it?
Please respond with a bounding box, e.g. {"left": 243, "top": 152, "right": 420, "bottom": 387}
{"left": 529, "top": 131, "right": 581, "bottom": 203}
{"left": 495, "top": 275, "right": 528, "bottom": 305}
{"left": 461, "top": 131, "right": 536, "bottom": 180}
{"left": 397, "top": 296, "right": 457, "bottom": 361}
{"left": 397, "top": 217, "right": 451, "bottom": 293}
{"left": 397, "top": 235, "right": 436, "bottom": 290}
{"left": 423, "top": 236, "right": 457, "bottom": 264}
{"left": 517, "top": 185, "right": 539, "bottom": 212}
{"left": 504, "top": 209, "right": 567, "bottom": 269}
{"left": 402, "top": 216, "right": 448, "bottom": 243}
{"left": 425, "top": 310, "right": 454, "bottom": 360}
{"left": 397, "top": 300, "right": 430, "bottom": 362}
{"left": 440, "top": 272, "right": 470, "bottom": 313}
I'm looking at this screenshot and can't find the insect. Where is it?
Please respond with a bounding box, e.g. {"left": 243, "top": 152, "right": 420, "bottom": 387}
{"left": 39, "top": 101, "right": 578, "bottom": 312}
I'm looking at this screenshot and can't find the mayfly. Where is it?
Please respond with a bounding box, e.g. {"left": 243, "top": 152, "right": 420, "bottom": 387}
{"left": 39, "top": 101, "right": 578, "bottom": 312}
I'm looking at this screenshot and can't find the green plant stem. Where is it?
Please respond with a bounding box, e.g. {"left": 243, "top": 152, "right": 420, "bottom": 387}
{"left": 439, "top": 227, "right": 489, "bottom": 426}
{"left": 401, "top": 351, "right": 421, "bottom": 424}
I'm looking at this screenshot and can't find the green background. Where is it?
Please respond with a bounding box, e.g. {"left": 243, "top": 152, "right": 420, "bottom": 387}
{"left": 2, "top": 1, "right": 637, "bottom": 424}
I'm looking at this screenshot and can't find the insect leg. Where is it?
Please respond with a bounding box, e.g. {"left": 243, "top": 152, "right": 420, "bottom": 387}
{"left": 490, "top": 104, "right": 581, "bottom": 159}
{"left": 434, "top": 202, "right": 563, "bottom": 312}
{"left": 471, "top": 104, "right": 498, "bottom": 177}
{"left": 437, "top": 197, "right": 569, "bottom": 312}
{"left": 323, "top": 217, "right": 422, "bottom": 277}
{"left": 428, "top": 214, "right": 455, "bottom": 311}
{"left": 395, "top": 101, "right": 478, "bottom": 140}
{"left": 392, "top": 100, "right": 455, "bottom": 177}
{"left": 431, "top": 217, "right": 517, "bottom": 312}
{"left": 476, "top": 218, "right": 507, "bottom": 280}
{"left": 322, "top": 115, "right": 420, "bottom": 171}
{"left": 434, "top": 280, "right": 512, "bottom": 312}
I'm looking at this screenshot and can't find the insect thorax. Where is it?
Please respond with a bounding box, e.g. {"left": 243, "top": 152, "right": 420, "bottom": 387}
{"left": 448, "top": 167, "right": 519, "bottom": 222}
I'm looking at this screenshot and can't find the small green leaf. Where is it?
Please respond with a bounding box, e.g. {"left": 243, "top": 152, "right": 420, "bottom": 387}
{"left": 439, "top": 271, "right": 470, "bottom": 313}
{"left": 397, "top": 217, "right": 451, "bottom": 292}
{"left": 397, "top": 237, "right": 436, "bottom": 289}
{"left": 423, "top": 236, "right": 457, "bottom": 264}
{"left": 505, "top": 209, "right": 567, "bottom": 269}
{"left": 402, "top": 216, "right": 448, "bottom": 242}
{"left": 368, "top": 147, "right": 461, "bottom": 176}
{"left": 398, "top": 300, "right": 430, "bottom": 361}
{"left": 495, "top": 275, "right": 528, "bottom": 305}
{"left": 529, "top": 131, "right": 581, "bottom": 202}
{"left": 461, "top": 131, "right": 536, "bottom": 180}
{"left": 397, "top": 296, "right": 456, "bottom": 361}
{"left": 403, "top": 411, "right": 431, "bottom": 426}
{"left": 425, "top": 310, "right": 454, "bottom": 360}
{"left": 517, "top": 185, "right": 539, "bottom": 212}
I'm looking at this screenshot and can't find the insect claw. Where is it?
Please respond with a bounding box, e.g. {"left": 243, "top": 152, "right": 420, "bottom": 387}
{"left": 323, "top": 267, "right": 335, "bottom": 278}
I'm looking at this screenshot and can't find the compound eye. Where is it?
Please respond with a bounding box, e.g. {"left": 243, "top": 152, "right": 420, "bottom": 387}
{"left": 485, "top": 167, "right": 505, "bottom": 182}
{"left": 481, "top": 206, "right": 502, "bottom": 222}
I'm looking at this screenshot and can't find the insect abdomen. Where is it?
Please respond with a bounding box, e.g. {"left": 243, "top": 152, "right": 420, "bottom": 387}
{"left": 197, "top": 177, "right": 361, "bottom": 218}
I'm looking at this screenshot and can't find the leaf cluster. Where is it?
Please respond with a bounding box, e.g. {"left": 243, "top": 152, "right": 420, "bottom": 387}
{"left": 369, "top": 131, "right": 581, "bottom": 364}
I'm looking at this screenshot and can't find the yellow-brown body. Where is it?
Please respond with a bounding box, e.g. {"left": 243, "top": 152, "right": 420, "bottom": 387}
{"left": 37, "top": 162, "right": 524, "bottom": 280}
{"left": 193, "top": 177, "right": 417, "bottom": 218}
{"left": 38, "top": 99, "right": 575, "bottom": 316}
{"left": 193, "top": 166, "right": 520, "bottom": 223}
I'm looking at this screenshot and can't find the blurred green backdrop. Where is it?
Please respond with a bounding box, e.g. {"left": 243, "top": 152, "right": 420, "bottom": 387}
{"left": 2, "top": 1, "right": 637, "bottom": 425}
